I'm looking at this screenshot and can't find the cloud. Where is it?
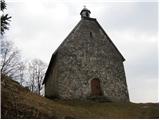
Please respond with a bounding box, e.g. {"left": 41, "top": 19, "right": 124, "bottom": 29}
{"left": 110, "top": 29, "right": 158, "bottom": 102}
{"left": 96, "top": 2, "right": 158, "bottom": 35}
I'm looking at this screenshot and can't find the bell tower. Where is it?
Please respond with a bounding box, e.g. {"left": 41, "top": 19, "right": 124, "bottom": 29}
{"left": 80, "top": 6, "right": 91, "bottom": 18}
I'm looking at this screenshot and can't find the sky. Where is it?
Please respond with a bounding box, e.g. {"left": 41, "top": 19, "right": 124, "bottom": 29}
{"left": 4, "top": 0, "right": 158, "bottom": 103}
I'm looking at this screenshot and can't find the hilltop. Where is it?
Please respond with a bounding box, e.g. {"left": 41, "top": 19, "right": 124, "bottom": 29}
{"left": 1, "top": 76, "right": 159, "bottom": 119}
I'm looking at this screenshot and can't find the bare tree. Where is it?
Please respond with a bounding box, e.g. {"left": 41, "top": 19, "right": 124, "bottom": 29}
{"left": 0, "top": 40, "right": 22, "bottom": 80}
{"left": 28, "top": 59, "right": 47, "bottom": 95}
{"left": 18, "top": 62, "right": 26, "bottom": 85}
{"left": 1, "top": 40, "right": 47, "bottom": 94}
{"left": 28, "top": 63, "right": 36, "bottom": 92}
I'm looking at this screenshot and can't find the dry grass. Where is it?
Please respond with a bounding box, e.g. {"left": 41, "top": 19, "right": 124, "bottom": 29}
{"left": 1, "top": 76, "right": 159, "bottom": 119}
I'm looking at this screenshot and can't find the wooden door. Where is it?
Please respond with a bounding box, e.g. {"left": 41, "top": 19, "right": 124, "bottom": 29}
{"left": 91, "top": 78, "right": 102, "bottom": 96}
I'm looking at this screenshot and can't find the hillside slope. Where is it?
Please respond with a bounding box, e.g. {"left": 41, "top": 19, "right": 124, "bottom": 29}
{"left": 1, "top": 76, "right": 159, "bottom": 119}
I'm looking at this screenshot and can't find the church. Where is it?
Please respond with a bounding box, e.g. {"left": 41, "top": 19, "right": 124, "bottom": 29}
{"left": 43, "top": 7, "right": 129, "bottom": 102}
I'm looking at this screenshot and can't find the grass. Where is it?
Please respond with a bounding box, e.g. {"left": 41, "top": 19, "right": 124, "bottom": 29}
{"left": 1, "top": 76, "right": 159, "bottom": 119}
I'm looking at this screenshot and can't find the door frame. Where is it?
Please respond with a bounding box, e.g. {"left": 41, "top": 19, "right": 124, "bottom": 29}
{"left": 90, "top": 78, "right": 103, "bottom": 96}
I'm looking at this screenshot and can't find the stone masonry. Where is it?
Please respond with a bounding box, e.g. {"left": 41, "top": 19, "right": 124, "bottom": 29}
{"left": 43, "top": 7, "right": 130, "bottom": 102}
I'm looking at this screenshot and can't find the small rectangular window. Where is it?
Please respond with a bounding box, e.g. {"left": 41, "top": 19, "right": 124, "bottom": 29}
{"left": 90, "top": 32, "right": 93, "bottom": 37}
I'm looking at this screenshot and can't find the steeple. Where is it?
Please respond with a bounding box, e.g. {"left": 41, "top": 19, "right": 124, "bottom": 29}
{"left": 80, "top": 6, "right": 91, "bottom": 18}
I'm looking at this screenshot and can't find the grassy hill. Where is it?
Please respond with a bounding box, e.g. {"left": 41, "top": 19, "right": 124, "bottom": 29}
{"left": 1, "top": 76, "right": 159, "bottom": 119}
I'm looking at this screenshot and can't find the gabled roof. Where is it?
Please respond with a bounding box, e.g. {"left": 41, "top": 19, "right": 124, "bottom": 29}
{"left": 92, "top": 18, "right": 125, "bottom": 61}
{"left": 42, "top": 21, "right": 82, "bottom": 84}
{"left": 43, "top": 17, "right": 125, "bottom": 84}
{"left": 42, "top": 52, "right": 57, "bottom": 84}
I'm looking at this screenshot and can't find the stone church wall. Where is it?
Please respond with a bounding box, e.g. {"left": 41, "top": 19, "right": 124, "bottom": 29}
{"left": 44, "top": 19, "right": 129, "bottom": 101}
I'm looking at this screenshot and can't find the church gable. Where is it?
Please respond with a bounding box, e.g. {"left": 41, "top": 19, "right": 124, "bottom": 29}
{"left": 43, "top": 7, "right": 129, "bottom": 102}
{"left": 58, "top": 18, "right": 125, "bottom": 63}
{"left": 43, "top": 10, "right": 125, "bottom": 85}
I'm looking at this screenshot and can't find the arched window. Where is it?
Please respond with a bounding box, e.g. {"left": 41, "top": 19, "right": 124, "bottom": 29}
{"left": 91, "top": 78, "right": 103, "bottom": 96}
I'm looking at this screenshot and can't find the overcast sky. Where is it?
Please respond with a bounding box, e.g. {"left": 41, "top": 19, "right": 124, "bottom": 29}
{"left": 5, "top": 0, "right": 158, "bottom": 103}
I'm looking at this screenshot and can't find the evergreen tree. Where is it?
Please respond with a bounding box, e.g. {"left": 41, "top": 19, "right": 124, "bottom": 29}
{"left": 1, "top": 0, "right": 11, "bottom": 35}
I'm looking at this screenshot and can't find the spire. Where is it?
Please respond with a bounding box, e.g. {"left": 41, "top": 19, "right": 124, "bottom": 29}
{"left": 80, "top": 6, "right": 91, "bottom": 18}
